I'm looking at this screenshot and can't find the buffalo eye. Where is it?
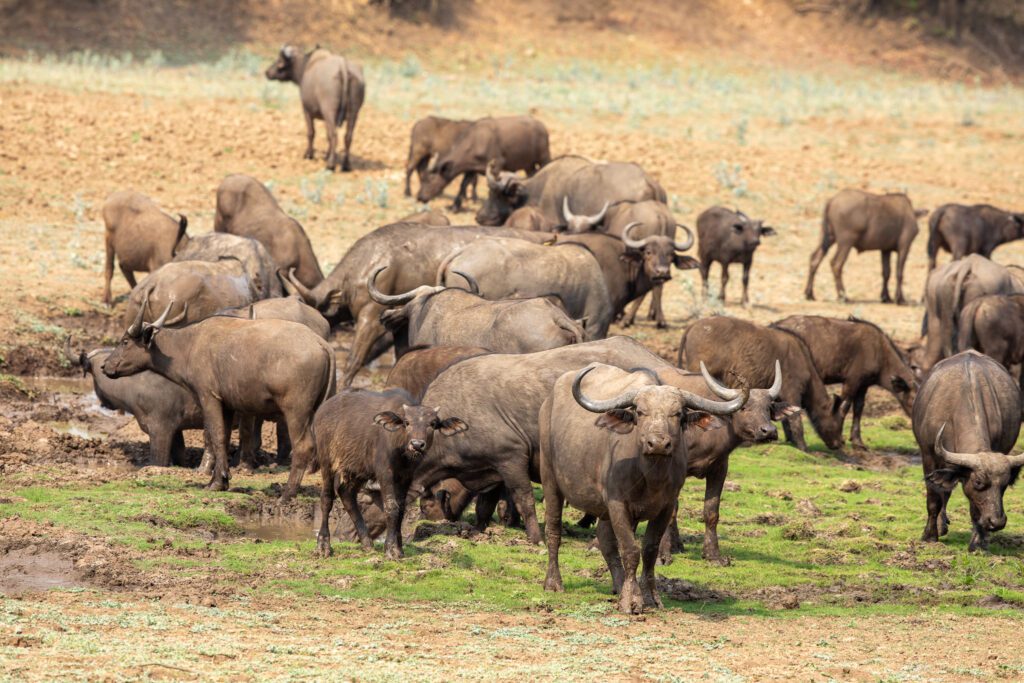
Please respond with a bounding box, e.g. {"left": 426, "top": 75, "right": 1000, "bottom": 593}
{"left": 732, "top": 224, "right": 744, "bottom": 234}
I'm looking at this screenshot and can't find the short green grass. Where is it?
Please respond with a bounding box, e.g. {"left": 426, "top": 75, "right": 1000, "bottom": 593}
{"left": 5, "top": 418, "right": 1024, "bottom": 617}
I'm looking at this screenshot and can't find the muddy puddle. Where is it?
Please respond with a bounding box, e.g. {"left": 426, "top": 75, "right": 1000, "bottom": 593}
{"left": 0, "top": 547, "right": 90, "bottom": 596}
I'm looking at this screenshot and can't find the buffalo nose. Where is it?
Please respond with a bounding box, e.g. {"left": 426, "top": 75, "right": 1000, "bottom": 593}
{"left": 644, "top": 435, "right": 672, "bottom": 454}
{"left": 760, "top": 424, "right": 778, "bottom": 441}
{"left": 985, "top": 516, "right": 1007, "bottom": 532}
{"left": 409, "top": 439, "right": 426, "bottom": 452}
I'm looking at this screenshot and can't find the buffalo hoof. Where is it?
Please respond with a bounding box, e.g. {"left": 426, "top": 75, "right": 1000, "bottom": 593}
{"left": 207, "top": 477, "right": 229, "bottom": 492}
{"left": 316, "top": 537, "right": 333, "bottom": 558}
{"left": 618, "top": 581, "right": 644, "bottom": 614}
{"left": 655, "top": 321, "right": 668, "bottom": 330}
{"left": 896, "top": 297, "right": 908, "bottom": 306}
{"left": 850, "top": 440, "right": 867, "bottom": 451}
{"left": 342, "top": 161, "right": 352, "bottom": 172}
{"left": 303, "top": 149, "right": 315, "bottom": 160}
{"left": 880, "top": 293, "right": 892, "bottom": 304}
{"left": 656, "top": 550, "right": 673, "bottom": 566}
{"left": 804, "top": 291, "right": 815, "bottom": 301}
{"left": 640, "top": 578, "right": 663, "bottom": 609}
{"left": 543, "top": 575, "right": 564, "bottom": 592}
{"left": 384, "top": 545, "right": 403, "bottom": 561}
{"left": 704, "top": 553, "right": 732, "bottom": 567}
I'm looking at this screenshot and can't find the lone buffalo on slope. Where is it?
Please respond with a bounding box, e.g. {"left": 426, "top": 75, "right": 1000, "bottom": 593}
{"left": 369, "top": 267, "right": 584, "bottom": 355}
{"left": 405, "top": 116, "right": 478, "bottom": 203}
{"left": 913, "top": 351, "right": 1024, "bottom": 551}
{"left": 679, "top": 316, "right": 844, "bottom": 452}
{"left": 805, "top": 189, "right": 926, "bottom": 305}
{"left": 416, "top": 116, "right": 550, "bottom": 211}
{"left": 214, "top": 174, "right": 324, "bottom": 288}
{"left": 102, "top": 190, "right": 187, "bottom": 306}
{"left": 927, "top": 203, "right": 1024, "bottom": 271}
{"left": 172, "top": 232, "right": 282, "bottom": 299}
{"left": 957, "top": 294, "right": 1024, "bottom": 384}
{"left": 540, "top": 363, "right": 743, "bottom": 613}
{"left": 696, "top": 206, "right": 776, "bottom": 306}
{"left": 772, "top": 315, "right": 917, "bottom": 450}
{"left": 920, "top": 254, "right": 1024, "bottom": 371}
{"left": 265, "top": 45, "right": 365, "bottom": 172}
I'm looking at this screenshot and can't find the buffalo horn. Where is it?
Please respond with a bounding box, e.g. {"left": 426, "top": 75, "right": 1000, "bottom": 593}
{"left": 1006, "top": 453, "right": 1024, "bottom": 468}
{"left": 572, "top": 365, "right": 644, "bottom": 413}
{"left": 674, "top": 224, "right": 695, "bottom": 251}
{"left": 621, "top": 222, "right": 648, "bottom": 249}
{"left": 699, "top": 361, "right": 739, "bottom": 399}
{"left": 126, "top": 291, "right": 149, "bottom": 338}
{"left": 367, "top": 266, "right": 437, "bottom": 306}
{"left": 451, "top": 270, "right": 480, "bottom": 295}
{"left": 286, "top": 268, "right": 320, "bottom": 308}
{"left": 767, "top": 360, "right": 783, "bottom": 399}
{"left": 935, "top": 424, "right": 981, "bottom": 469}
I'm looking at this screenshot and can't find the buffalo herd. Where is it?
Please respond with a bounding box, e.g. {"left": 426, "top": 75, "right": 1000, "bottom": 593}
{"left": 76, "top": 45, "right": 1024, "bottom": 613}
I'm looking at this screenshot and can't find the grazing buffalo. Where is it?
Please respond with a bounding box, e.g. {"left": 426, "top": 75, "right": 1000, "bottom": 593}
{"left": 540, "top": 363, "right": 742, "bottom": 613}
{"left": 214, "top": 174, "right": 323, "bottom": 288}
{"left": 913, "top": 351, "right": 1024, "bottom": 551}
{"left": 476, "top": 155, "right": 666, "bottom": 227}
{"left": 283, "top": 223, "right": 553, "bottom": 385}
{"left": 396, "top": 208, "right": 451, "bottom": 226}
{"left": 265, "top": 45, "right": 365, "bottom": 172}
{"left": 957, "top": 294, "right": 1024, "bottom": 380}
{"left": 696, "top": 206, "right": 776, "bottom": 305}
{"left": 124, "top": 259, "right": 256, "bottom": 328}
{"left": 679, "top": 316, "right": 844, "bottom": 452}
{"left": 920, "top": 254, "right": 1024, "bottom": 371}
{"left": 927, "top": 203, "right": 1024, "bottom": 271}
{"left": 413, "top": 336, "right": 748, "bottom": 544}
{"left": 805, "top": 189, "right": 926, "bottom": 304}
{"left": 102, "top": 191, "right": 187, "bottom": 306}
{"left": 404, "top": 116, "right": 477, "bottom": 202}
{"left": 772, "top": 315, "right": 917, "bottom": 449}
{"left": 313, "top": 388, "right": 467, "bottom": 559}
{"left": 370, "top": 267, "right": 583, "bottom": 355}
{"left": 172, "top": 232, "right": 282, "bottom": 299}
{"left": 102, "top": 302, "right": 336, "bottom": 498}
{"left": 416, "top": 116, "right": 550, "bottom": 211}
{"left": 439, "top": 238, "right": 613, "bottom": 340}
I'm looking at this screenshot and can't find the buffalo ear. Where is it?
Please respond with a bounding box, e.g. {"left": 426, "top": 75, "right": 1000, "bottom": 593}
{"left": 771, "top": 402, "right": 801, "bottom": 421}
{"left": 373, "top": 411, "right": 406, "bottom": 432}
{"left": 595, "top": 409, "right": 635, "bottom": 434}
{"left": 437, "top": 417, "right": 468, "bottom": 436}
{"left": 674, "top": 255, "right": 700, "bottom": 270}
{"left": 141, "top": 325, "right": 159, "bottom": 349}
{"left": 891, "top": 375, "right": 911, "bottom": 393}
{"left": 687, "top": 412, "right": 724, "bottom": 431}
{"left": 760, "top": 226, "right": 777, "bottom": 237}
{"left": 925, "top": 468, "right": 961, "bottom": 493}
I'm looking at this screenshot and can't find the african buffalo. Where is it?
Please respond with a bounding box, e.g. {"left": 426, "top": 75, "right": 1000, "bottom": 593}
{"left": 696, "top": 206, "right": 776, "bottom": 306}
{"left": 772, "top": 315, "right": 917, "bottom": 450}
{"left": 172, "top": 232, "right": 283, "bottom": 299}
{"left": 102, "top": 191, "right": 187, "bottom": 306}
{"left": 805, "top": 189, "right": 926, "bottom": 304}
{"left": 386, "top": 345, "right": 491, "bottom": 401}
{"left": 439, "top": 238, "right": 612, "bottom": 339}
{"left": 539, "top": 363, "right": 743, "bottom": 613}
{"left": 214, "top": 174, "right": 323, "bottom": 288}
{"left": 265, "top": 45, "right": 365, "bottom": 172}
{"left": 123, "top": 259, "right": 256, "bottom": 328}
{"left": 370, "top": 267, "right": 583, "bottom": 355}
{"left": 927, "top": 203, "right": 1024, "bottom": 271}
{"left": 957, "top": 294, "right": 1024, "bottom": 381}
{"left": 913, "top": 351, "right": 1024, "bottom": 551}
{"left": 405, "top": 116, "right": 477, "bottom": 202}
{"left": 504, "top": 206, "right": 560, "bottom": 232}
{"left": 102, "top": 302, "right": 336, "bottom": 498}
{"left": 416, "top": 116, "right": 550, "bottom": 211}
{"left": 678, "top": 316, "right": 844, "bottom": 452}
{"left": 313, "top": 387, "right": 467, "bottom": 559}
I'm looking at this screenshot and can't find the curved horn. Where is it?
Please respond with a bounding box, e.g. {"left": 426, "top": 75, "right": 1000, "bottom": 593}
{"left": 699, "top": 361, "right": 739, "bottom": 399}
{"left": 562, "top": 196, "right": 577, "bottom": 223}
{"left": 147, "top": 301, "right": 175, "bottom": 330}
{"left": 1007, "top": 453, "right": 1024, "bottom": 468}
{"left": 286, "top": 268, "right": 320, "bottom": 308}
{"left": 161, "top": 302, "right": 188, "bottom": 327}
{"left": 675, "top": 387, "right": 747, "bottom": 415}
{"left": 451, "top": 270, "right": 479, "bottom": 295}
{"left": 126, "top": 291, "right": 149, "bottom": 338}
{"left": 64, "top": 336, "right": 81, "bottom": 368}
{"left": 767, "top": 360, "right": 783, "bottom": 399}
{"left": 673, "top": 224, "right": 695, "bottom": 251}
{"left": 367, "top": 266, "right": 427, "bottom": 306}
{"left": 935, "top": 424, "right": 981, "bottom": 469}
{"left": 586, "top": 201, "right": 609, "bottom": 228}
{"left": 572, "top": 365, "right": 644, "bottom": 413}
{"left": 427, "top": 153, "right": 440, "bottom": 173}
{"left": 621, "top": 222, "right": 647, "bottom": 249}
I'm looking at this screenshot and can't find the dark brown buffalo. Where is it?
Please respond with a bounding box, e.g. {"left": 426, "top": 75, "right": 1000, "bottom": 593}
{"left": 920, "top": 254, "right": 1024, "bottom": 371}
{"left": 913, "top": 351, "right": 1024, "bottom": 551}
{"left": 416, "top": 116, "right": 550, "bottom": 211}
{"left": 396, "top": 208, "right": 451, "bottom": 226}
{"left": 124, "top": 259, "right": 256, "bottom": 329}
{"left": 102, "top": 190, "right": 187, "bottom": 306}
{"left": 439, "top": 238, "right": 612, "bottom": 340}
{"left": 476, "top": 155, "right": 666, "bottom": 227}
{"left": 102, "top": 303, "right": 336, "bottom": 499}
{"left": 172, "top": 232, "right": 283, "bottom": 299}
{"left": 313, "top": 387, "right": 467, "bottom": 559}
{"left": 805, "top": 189, "right": 926, "bottom": 304}
{"left": 265, "top": 45, "right": 365, "bottom": 172}
{"left": 284, "top": 223, "right": 554, "bottom": 385}
{"left": 927, "top": 203, "right": 1024, "bottom": 271}
{"left": 370, "top": 267, "right": 583, "bottom": 355}
{"left": 696, "top": 206, "right": 776, "bottom": 305}
{"left": 214, "top": 174, "right": 324, "bottom": 288}
{"left": 539, "top": 363, "right": 743, "bottom": 613}
{"left": 404, "top": 116, "right": 477, "bottom": 202}
{"left": 772, "top": 315, "right": 917, "bottom": 449}
{"left": 957, "top": 294, "right": 1024, "bottom": 379}
{"left": 678, "top": 316, "right": 844, "bottom": 452}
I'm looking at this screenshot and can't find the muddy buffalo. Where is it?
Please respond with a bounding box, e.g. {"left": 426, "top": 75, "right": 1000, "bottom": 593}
{"left": 696, "top": 206, "right": 776, "bottom": 305}
{"left": 913, "top": 351, "right": 1024, "bottom": 551}
{"left": 957, "top": 294, "right": 1024, "bottom": 381}
{"left": 265, "top": 45, "right": 365, "bottom": 172}
{"left": 679, "top": 316, "right": 844, "bottom": 452}
{"left": 102, "top": 190, "right": 187, "bottom": 307}
{"left": 405, "top": 116, "right": 477, "bottom": 202}
{"left": 172, "top": 232, "right": 282, "bottom": 299}
{"left": 927, "top": 203, "right": 1024, "bottom": 271}
{"left": 214, "top": 174, "right": 323, "bottom": 288}
{"left": 772, "top": 315, "right": 917, "bottom": 449}
{"left": 805, "top": 189, "right": 926, "bottom": 304}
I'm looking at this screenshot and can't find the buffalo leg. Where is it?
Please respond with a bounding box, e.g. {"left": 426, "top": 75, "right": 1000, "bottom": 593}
{"left": 473, "top": 486, "right": 501, "bottom": 533}
{"left": 849, "top": 389, "right": 868, "bottom": 450}
{"left": 895, "top": 245, "right": 911, "bottom": 305}
{"left": 170, "top": 431, "right": 186, "bottom": 467}
{"left": 280, "top": 417, "right": 315, "bottom": 502}
{"left": 404, "top": 160, "right": 416, "bottom": 196}
{"left": 323, "top": 100, "right": 340, "bottom": 170}
{"left": 719, "top": 263, "right": 730, "bottom": 304}
{"left": 804, "top": 242, "right": 832, "bottom": 301}
{"left": 596, "top": 519, "right": 625, "bottom": 595}
{"left": 237, "top": 416, "right": 260, "bottom": 471}
{"left": 147, "top": 428, "right": 174, "bottom": 468}
{"left": 880, "top": 250, "right": 893, "bottom": 303}
{"left": 302, "top": 109, "right": 315, "bottom": 160}
{"left": 968, "top": 502, "right": 989, "bottom": 552}
{"left": 201, "top": 402, "right": 231, "bottom": 491}
{"left": 338, "top": 480, "right": 374, "bottom": 550}
{"left": 649, "top": 284, "right": 666, "bottom": 327}
{"left": 378, "top": 468, "right": 410, "bottom": 560}
{"left": 342, "top": 303, "right": 388, "bottom": 386}
{"left": 621, "top": 293, "right": 646, "bottom": 327}
{"left": 103, "top": 239, "right": 116, "bottom": 306}
{"left": 499, "top": 488, "right": 522, "bottom": 528}
{"left": 939, "top": 488, "right": 952, "bottom": 537}
{"left": 699, "top": 256, "right": 712, "bottom": 301}
{"left": 702, "top": 460, "right": 730, "bottom": 565}
{"left": 316, "top": 466, "right": 336, "bottom": 557}
{"left": 782, "top": 413, "right": 808, "bottom": 452}
{"left": 640, "top": 506, "right": 672, "bottom": 609}
{"left": 342, "top": 110, "right": 359, "bottom": 172}
{"left": 657, "top": 502, "right": 681, "bottom": 565}
{"left": 276, "top": 419, "right": 292, "bottom": 463}
{"left": 741, "top": 257, "right": 752, "bottom": 306}
{"left": 453, "top": 174, "right": 475, "bottom": 210}
{"left": 540, "top": 445, "right": 565, "bottom": 592}
{"left": 119, "top": 263, "right": 137, "bottom": 290}
{"left": 922, "top": 486, "right": 946, "bottom": 542}
{"left": 499, "top": 464, "right": 542, "bottom": 544}
{"left": 468, "top": 172, "right": 479, "bottom": 201}
{"left": 607, "top": 502, "right": 643, "bottom": 614}
{"left": 830, "top": 244, "right": 852, "bottom": 303}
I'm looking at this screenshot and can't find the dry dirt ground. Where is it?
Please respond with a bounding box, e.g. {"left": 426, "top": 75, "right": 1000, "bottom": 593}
{"left": 3, "top": 1, "right": 1024, "bottom": 679}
